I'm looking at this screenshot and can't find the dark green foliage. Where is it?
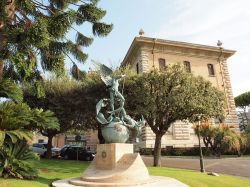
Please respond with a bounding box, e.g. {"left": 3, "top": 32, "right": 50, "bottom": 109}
{"left": 23, "top": 73, "right": 109, "bottom": 154}
{"left": 69, "top": 44, "right": 88, "bottom": 62}
{"left": 76, "top": 32, "right": 93, "bottom": 47}
{"left": 124, "top": 64, "right": 225, "bottom": 134}
{"left": 235, "top": 91, "right": 250, "bottom": 131}
{"left": 23, "top": 74, "right": 106, "bottom": 131}
{"left": 76, "top": 4, "right": 106, "bottom": 23}
{"left": 0, "top": 79, "right": 23, "bottom": 102}
{"left": 0, "top": 0, "right": 113, "bottom": 83}
{"left": 23, "top": 75, "right": 105, "bottom": 157}
{"left": 123, "top": 64, "right": 225, "bottom": 166}
{"left": 0, "top": 101, "right": 59, "bottom": 133}
{"left": 0, "top": 140, "right": 39, "bottom": 179}
{"left": 0, "top": 79, "right": 59, "bottom": 179}
{"left": 27, "top": 17, "right": 50, "bottom": 48}
{"left": 235, "top": 91, "right": 250, "bottom": 108}
{"left": 48, "top": 11, "right": 76, "bottom": 39}
{"left": 92, "top": 22, "right": 113, "bottom": 37}
{"left": 235, "top": 92, "right": 250, "bottom": 152}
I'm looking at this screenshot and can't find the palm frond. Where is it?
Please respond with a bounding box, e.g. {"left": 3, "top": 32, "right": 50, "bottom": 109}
{"left": 31, "top": 108, "right": 60, "bottom": 131}
{"left": 0, "top": 79, "right": 23, "bottom": 102}
{"left": 0, "top": 141, "right": 38, "bottom": 179}
{"left": 0, "top": 102, "right": 32, "bottom": 130}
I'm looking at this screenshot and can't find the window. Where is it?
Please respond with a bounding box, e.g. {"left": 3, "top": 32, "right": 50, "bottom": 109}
{"left": 158, "top": 58, "right": 166, "bottom": 71}
{"left": 183, "top": 61, "right": 191, "bottom": 73}
{"left": 38, "top": 139, "right": 44, "bottom": 143}
{"left": 207, "top": 64, "right": 215, "bottom": 76}
{"left": 136, "top": 63, "right": 139, "bottom": 74}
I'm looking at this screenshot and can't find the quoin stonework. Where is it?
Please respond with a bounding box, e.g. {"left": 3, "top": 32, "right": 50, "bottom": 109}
{"left": 120, "top": 31, "right": 239, "bottom": 149}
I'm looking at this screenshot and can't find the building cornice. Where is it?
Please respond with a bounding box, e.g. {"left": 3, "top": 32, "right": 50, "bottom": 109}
{"left": 121, "top": 36, "right": 236, "bottom": 66}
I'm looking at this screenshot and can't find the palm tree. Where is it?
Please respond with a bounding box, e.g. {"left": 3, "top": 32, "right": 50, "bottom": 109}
{"left": 0, "top": 79, "right": 59, "bottom": 179}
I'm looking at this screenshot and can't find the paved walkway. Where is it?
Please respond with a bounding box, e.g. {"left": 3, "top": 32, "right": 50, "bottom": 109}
{"left": 142, "top": 156, "right": 250, "bottom": 178}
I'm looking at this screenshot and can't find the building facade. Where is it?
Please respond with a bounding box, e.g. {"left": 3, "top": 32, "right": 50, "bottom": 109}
{"left": 121, "top": 33, "right": 239, "bottom": 148}
{"left": 33, "top": 34, "right": 239, "bottom": 150}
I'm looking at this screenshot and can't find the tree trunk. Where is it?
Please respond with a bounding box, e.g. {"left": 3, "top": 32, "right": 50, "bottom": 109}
{"left": 153, "top": 134, "right": 162, "bottom": 167}
{"left": 46, "top": 135, "right": 53, "bottom": 159}
{"left": 97, "top": 125, "right": 105, "bottom": 144}
{"left": 0, "top": 59, "right": 4, "bottom": 80}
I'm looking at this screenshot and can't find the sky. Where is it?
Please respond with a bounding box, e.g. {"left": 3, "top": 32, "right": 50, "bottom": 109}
{"left": 69, "top": 0, "right": 250, "bottom": 97}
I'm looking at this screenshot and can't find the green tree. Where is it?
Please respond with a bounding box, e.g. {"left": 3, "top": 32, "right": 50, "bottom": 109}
{"left": 0, "top": 79, "right": 59, "bottom": 179}
{"left": 195, "top": 122, "right": 242, "bottom": 156}
{"left": 235, "top": 91, "right": 250, "bottom": 131}
{"left": 235, "top": 92, "right": 250, "bottom": 154}
{"left": 0, "top": 0, "right": 112, "bottom": 160}
{"left": 123, "top": 64, "right": 225, "bottom": 166}
{"left": 0, "top": 0, "right": 112, "bottom": 85}
{"left": 23, "top": 74, "right": 107, "bottom": 158}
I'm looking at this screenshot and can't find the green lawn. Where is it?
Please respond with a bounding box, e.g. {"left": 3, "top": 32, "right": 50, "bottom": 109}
{"left": 149, "top": 167, "right": 250, "bottom": 187}
{"left": 0, "top": 159, "right": 250, "bottom": 187}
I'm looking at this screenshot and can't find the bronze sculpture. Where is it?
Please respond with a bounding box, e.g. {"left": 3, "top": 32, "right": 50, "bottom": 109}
{"left": 95, "top": 62, "right": 145, "bottom": 143}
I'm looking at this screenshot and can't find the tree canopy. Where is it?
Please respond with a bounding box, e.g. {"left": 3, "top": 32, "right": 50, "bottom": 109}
{"left": 235, "top": 91, "right": 250, "bottom": 109}
{"left": 0, "top": 79, "right": 59, "bottom": 179}
{"left": 123, "top": 64, "right": 226, "bottom": 166}
{"left": 0, "top": 0, "right": 113, "bottom": 161}
{"left": 0, "top": 0, "right": 113, "bottom": 83}
{"left": 0, "top": 0, "right": 112, "bottom": 176}
{"left": 23, "top": 73, "right": 107, "bottom": 157}
{"left": 194, "top": 122, "right": 242, "bottom": 156}
{"left": 235, "top": 91, "right": 250, "bottom": 131}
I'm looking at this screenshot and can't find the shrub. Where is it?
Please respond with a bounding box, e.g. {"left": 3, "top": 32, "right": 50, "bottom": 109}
{"left": 0, "top": 140, "right": 39, "bottom": 179}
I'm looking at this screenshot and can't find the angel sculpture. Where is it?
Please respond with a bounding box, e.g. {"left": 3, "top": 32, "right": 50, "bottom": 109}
{"left": 93, "top": 61, "right": 125, "bottom": 115}
{"left": 94, "top": 61, "right": 145, "bottom": 143}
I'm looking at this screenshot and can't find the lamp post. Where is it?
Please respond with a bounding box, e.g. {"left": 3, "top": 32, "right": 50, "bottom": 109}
{"left": 197, "top": 116, "right": 205, "bottom": 173}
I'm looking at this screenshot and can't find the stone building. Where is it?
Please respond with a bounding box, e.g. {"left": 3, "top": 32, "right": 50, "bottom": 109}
{"left": 33, "top": 32, "right": 239, "bottom": 151}
{"left": 121, "top": 31, "right": 239, "bottom": 148}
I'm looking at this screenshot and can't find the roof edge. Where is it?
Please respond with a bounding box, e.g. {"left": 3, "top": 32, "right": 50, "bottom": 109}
{"left": 121, "top": 36, "right": 236, "bottom": 66}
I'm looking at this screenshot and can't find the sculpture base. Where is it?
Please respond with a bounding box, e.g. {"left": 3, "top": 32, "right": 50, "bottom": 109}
{"left": 52, "top": 143, "right": 188, "bottom": 187}
{"left": 52, "top": 176, "right": 188, "bottom": 187}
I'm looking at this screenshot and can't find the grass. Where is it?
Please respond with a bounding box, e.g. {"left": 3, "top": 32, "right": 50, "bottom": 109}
{"left": 0, "top": 159, "right": 89, "bottom": 187}
{"left": 0, "top": 159, "right": 249, "bottom": 187}
{"left": 149, "top": 167, "right": 250, "bottom": 187}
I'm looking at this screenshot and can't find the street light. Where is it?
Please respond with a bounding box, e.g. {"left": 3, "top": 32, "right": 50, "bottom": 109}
{"left": 197, "top": 115, "right": 205, "bottom": 173}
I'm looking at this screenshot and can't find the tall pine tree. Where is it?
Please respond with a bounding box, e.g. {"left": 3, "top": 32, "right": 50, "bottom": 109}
{"left": 0, "top": 0, "right": 113, "bottom": 83}
{"left": 0, "top": 0, "right": 112, "bottom": 159}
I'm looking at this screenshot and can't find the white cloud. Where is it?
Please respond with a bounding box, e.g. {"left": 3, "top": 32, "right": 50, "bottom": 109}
{"left": 153, "top": 0, "right": 250, "bottom": 96}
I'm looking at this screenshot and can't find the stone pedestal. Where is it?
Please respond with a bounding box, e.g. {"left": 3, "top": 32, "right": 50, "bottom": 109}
{"left": 52, "top": 143, "right": 188, "bottom": 187}
{"left": 95, "top": 143, "right": 133, "bottom": 170}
